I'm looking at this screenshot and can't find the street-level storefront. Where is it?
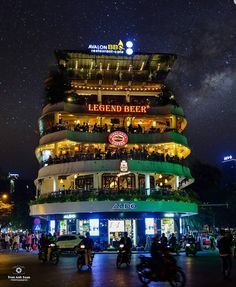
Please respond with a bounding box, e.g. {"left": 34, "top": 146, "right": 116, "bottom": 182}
{"left": 31, "top": 200, "right": 197, "bottom": 248}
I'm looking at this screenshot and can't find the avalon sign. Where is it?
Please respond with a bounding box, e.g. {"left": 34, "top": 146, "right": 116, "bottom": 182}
{"left": 88, "top": 40, "right": 134, "bottom": 55}
{"left": 112, "top": 203, "right": 137, "bottom": 210}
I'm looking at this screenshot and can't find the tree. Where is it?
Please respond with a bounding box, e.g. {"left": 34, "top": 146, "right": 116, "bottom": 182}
{"left": 188, "top": 160, "right": 222, "bottom": 202}
{"left": 44, "top": 68, "right": 71, "bottom": 105}
{"left": 184, "top": 161, "right": 224, "bottom": 230}
{"left": 9, "top": 179, "right": 35, "bottom": 230}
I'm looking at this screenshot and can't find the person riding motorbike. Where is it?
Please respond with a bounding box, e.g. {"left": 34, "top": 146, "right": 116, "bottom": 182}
{"left": 169, "top": 233, "right": 177, "bottom": 246}
{"left": 119, "top": 232, "right": 132, "bottom": 261}
{"left": 185, "top": 235, "right": 197, "bottom": 256}
{"left": 80, "top": 232, "right": 94, "bottom": 266}
{"left": 160, "top": 233, "right": 168, "bottom": 249}
{"left": 39, "top": 233, "right": 51, "bottom": 261}
{"left": 168, "top": 233, "right": 180, "bottom": 254}
{"left": 150, "top": 234, "right": 170, "bottom": 278}
{"left": 137, "top": 235, "right": 186, "bottom": 286}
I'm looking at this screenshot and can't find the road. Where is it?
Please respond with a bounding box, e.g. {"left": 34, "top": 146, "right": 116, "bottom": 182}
{"left": 0, "top": 250, "right": 235, "bottom": 287}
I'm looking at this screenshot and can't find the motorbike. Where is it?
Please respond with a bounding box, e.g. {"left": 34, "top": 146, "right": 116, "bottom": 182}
{"left": 38, "top": 243, "right": 60, "bottom": 265}
{"left": 116, "top": 244, "right": 131, "bottom": 268}
{"left": 167, "top": 242, "right": 182, "bottom": 255}
{"left": 76, "top": 243, "right": 94, "bottom": 271}
{"left": 185, "top": 242, "right": 197, "bottom": 256}
{"left": 136, "top": 255, "right": 186, "bottom": 287}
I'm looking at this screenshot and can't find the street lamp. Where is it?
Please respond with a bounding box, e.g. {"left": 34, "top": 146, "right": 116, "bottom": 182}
{"left": 2, "top": 194, "right": 8, "bottom": 200}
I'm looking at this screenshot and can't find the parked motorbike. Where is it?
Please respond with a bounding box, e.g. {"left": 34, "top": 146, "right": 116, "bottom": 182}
{"left": 76, "top": 243, "right": 94, "bottom": 271}
{"left": 38, "top": 243, "right": 60, "bottom": 265}
{"left": 136, "top": 255, "right": 186, "bottom": 287}
{"left": 116, "top": 244, "right": 131, "bottom": 268}
{"left": 185, "top": 242, "right": 197, "bottom": 256}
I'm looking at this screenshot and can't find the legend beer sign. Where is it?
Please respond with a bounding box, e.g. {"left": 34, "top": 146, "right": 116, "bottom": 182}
{"left": 88, "top": 104, "right": 148, "bottom": 113}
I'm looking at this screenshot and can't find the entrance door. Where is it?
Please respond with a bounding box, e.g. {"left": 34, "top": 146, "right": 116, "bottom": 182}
{"left": 108, "top": 219, "right": 136, "bottom": 248}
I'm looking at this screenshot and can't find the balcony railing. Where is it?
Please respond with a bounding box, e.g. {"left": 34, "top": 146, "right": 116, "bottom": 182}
{"left": 40, "top": 123, "right": 178, "bottom": 137}
{"left": 42, "top": 151, "right": 185, "bottom": 168}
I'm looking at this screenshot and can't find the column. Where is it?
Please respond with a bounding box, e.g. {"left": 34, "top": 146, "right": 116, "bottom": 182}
{"left": 171, "top": 115, "right": 177, "bottom": 129}
{"left": 98, "top": 90, "right": 102, "bottom": 103}
{"left": 53, "top": 176, "right": 57, "bottom": 192}
{"left": 145, "top": 174, "right": 150, "bottom": 195}
{"left": 175, "top": 176, "right": 179, "bottom": 190}
{"left": 93, "top": 173, "right": 99, "bottom": 189}
{"left": 135, "top": 173, "right": 139, "bottom": 189}
{"left": 126, "top": 92, "right": 130, "bottom": 103}
{"left": 98, "top": 173, "right": 102, "bottom": 189}
{"left": 55, "top": 142, "right": 59, "bottom": 156}
{"left": 54, "top": 112, "right": 60, "bottom": 124}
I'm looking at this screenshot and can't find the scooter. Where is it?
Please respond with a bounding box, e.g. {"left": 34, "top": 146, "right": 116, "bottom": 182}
{"left": 76, "top": 243, "right": 94, "bottom": 271}
{"left": 136, "top": 255, "right": 186, "bottom": 286}
{"left": 38, "top": 243, "right": 60, "bottom": 265}
{"left": 116, "top": 244, "right": 131, "bottom": 268}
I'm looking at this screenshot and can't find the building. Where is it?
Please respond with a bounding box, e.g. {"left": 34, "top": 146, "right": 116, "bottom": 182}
{"left": 221, "top": 155, "right": 236, "bottom": 188}
{"left": 30, "top": 40, "right": 197, "bottom": 247}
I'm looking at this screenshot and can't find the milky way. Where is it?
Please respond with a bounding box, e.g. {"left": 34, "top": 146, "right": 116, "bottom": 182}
{"left": 0, "top": 0, "right": 235, "bottom": 179}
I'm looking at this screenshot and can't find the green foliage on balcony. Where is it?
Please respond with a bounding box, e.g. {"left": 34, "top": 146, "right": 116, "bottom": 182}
{"left": 30, "top": 190, "right": 199, "bottom": 206}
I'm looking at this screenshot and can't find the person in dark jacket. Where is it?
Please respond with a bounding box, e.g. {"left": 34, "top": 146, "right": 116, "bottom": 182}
{"left": 217, "top": 229, "right": 232, "bottom": 280}
{"left": 119, "top": 232, "right": 132, "bottom": 260}
{"left": 82, "top": 232, "right": 94, "bottom": 266}
{"left": 150, "top": 234, "right": 171, "bottom": 278}
{"left": 119, "top": 232, "right": 132, "bottom": 251}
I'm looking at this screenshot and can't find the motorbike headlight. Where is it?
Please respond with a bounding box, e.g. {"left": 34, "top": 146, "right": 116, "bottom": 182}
{"left": 80, "top": 244, "right": 85, "bottom": 249}
{"left": 119, "top": 244, "right": 124, "bottom": 248}
{"left": 186, "top": 244, "right": 190, "bottom": 247}
{"left": 49, "top": 244, "right": 55, "bottom": 247}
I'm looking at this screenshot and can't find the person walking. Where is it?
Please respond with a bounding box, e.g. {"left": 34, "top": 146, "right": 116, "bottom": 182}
{"left": 217, "top": 229, "right": 232, "bottom": 280}
{"left": 210, "top": 235, "right": 215, "bottom": 250}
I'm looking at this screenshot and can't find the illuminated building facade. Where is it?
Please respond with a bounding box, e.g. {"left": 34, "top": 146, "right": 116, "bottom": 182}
{"left": 30, "top": 43, "right": 197, "bottom": 247}
{"left": 221, "top": 155, "right": 236, "bottom": 188}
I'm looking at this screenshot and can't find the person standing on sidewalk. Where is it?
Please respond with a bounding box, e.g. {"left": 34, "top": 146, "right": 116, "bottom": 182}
{"left": 217, "top": 229, "right": 232, "bottom": 280}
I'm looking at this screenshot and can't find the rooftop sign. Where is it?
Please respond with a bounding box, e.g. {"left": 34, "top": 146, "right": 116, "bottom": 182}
{"left": 224, "top": 155, "right": 233, "bottom": 161}
{"left": 88, "top": 40, "right": 134, "bottom": 55}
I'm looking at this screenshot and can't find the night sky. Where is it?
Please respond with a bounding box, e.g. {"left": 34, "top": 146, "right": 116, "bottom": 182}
{"left": 1, "top": 0, "right": 236, "bottom": 180}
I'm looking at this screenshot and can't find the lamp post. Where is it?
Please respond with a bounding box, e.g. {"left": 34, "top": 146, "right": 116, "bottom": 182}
{"left": 2, "top": 194, "right": 8, "bottom": 201}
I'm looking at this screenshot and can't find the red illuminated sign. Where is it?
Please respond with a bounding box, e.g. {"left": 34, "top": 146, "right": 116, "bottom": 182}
{"left": 108, "top": 131, "right": 128, "bottom": 146}
{"left": 88, "top": 104, "right": 148, "bottom": 113}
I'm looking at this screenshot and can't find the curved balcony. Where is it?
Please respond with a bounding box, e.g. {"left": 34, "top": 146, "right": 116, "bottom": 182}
{"left": 37, "top": 159, "right": 193, "bottom": 179}
{"left": 39, "top": 130, "right": 190, "bottom": 149}
{"left": 41, "top": 102, "right": 185, "bottom": 118}
{"left": 30, "top": 199, "right": 198, "bottom": 217}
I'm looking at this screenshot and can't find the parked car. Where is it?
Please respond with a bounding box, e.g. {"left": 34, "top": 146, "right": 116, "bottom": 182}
{"left": 56, "top": 234, "right": 84, "bottom": 252}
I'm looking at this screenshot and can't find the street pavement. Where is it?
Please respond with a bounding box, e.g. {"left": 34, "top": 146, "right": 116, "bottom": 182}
{"left": 0, "top": 249, "right": 235, "bottom": 287}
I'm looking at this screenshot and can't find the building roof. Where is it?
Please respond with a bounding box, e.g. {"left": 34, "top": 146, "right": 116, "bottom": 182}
{"left": 54, "top": 50, "right": 177, "bottom": 83}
